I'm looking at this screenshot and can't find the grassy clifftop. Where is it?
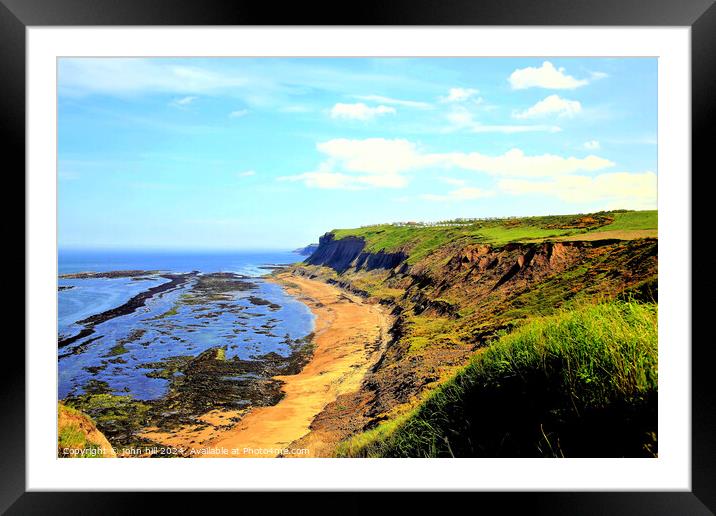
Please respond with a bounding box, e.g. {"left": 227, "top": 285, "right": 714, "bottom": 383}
{"left": 331, "top": 210, "right": 656, "bottom": 264}
{"left": 337, "top": 301, "right": 658, "bottom": 458}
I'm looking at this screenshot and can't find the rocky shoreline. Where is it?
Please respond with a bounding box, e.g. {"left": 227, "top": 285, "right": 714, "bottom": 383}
{"left": 59, "top": 269, "right": 318, "bottom": 456}
{"left": 58, "top": 272, "right": 198, "bottom": 349}
{"left": 59, "top": 270, "right": 161, "bottom": 279}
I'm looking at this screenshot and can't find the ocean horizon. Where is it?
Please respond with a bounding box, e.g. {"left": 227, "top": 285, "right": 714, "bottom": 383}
{"left": 58, "top": 248, "right": 306, "bottom": 276}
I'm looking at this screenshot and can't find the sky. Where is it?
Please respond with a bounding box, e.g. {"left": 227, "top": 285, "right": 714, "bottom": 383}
{"left": 58, "top": 57, "right": 657, "bottom": 250}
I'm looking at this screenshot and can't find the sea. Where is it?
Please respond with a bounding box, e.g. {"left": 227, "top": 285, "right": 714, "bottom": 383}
{"left": 57, "top": 249, "right": 315, "bottom": 401}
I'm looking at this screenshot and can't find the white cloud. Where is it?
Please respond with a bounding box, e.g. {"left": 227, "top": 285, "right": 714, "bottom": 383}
{"left": 498, "top": 171, "right": 657, "bottom": 210}
{"left": 509, "top": 61, "right": 589, "bottom": 90}
{"left": 441, "top": 177, "right": 467, "bottom": 186}
{"left": 171, "top": 95, "right": 198, "bottom": 108}
{"left": 353, "top": 95, "right": 432, "bottom": 109}
{"left": 316, "top": 138, "right": 428, "bottom": 175}
{"left": 421, "top": 187, "right": 494, "bottom": 202}
{"left": 513, "top": 95, "right": 582, "bottom": 119}
{"left": 59, "top": 58, "right": 248, "bottom": 97}
{"left": 238, "top": 170, "right": 256, "bottom": 177}
{"left": 446, "top": 148, "right": 614, "bottom": 177}
{"left": 446, "top": 106, "right": 561, "bottom": 134}
{"left": 229, "top": 109, "right": 248, "bottom": 118}
{"left": 590, "top": 71, "right": 609, "bottom": 80}
{"left": 278, "top": 171, "right": 407, "bottom": 190}
{"left": 445, "top": 107, "right": 474, "bottom": 127}
{"left": 470, "top": 124, "right": 562, "bottom": 134}
{"left": 440, "top": 87, "right": 479, "bottom": 103}
{"left": 278, "top": 138, "right": 421, "bottom": 190}
{"left": 58, "top": 58, "right": 446, "bottom": 113}
{"left": 279, "top": 138, "right": 616, "bottom": 191}
{"left": 584, "top": 140, "right": 601, "bottom": 150}
{"left": 330, "top": 102, "right": 396, "bottom": 120}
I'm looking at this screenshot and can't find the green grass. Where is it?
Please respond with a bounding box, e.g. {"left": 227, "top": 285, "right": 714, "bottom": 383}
{"left": 404, "top": 314, "right": 464, "bottom": 354}
{"left": 331, "top": 210, "right": 656, "bottom": 264}
{"left": 337, "top": 300, "right": 658, "bottom": 458}
{"left": 500, "top": 264, "right": 592, "bottom": 320}
{"left": 333, "top": 223, "right": 574, "bottom": 264}
{"left": 58, "top": 404, "right": 106, "bottom": 458}
{"left": 598, "top": 210, "right": 657, "bottom": 232}
{"left": 58, "top": 426, "right": 103, "bottom": 458}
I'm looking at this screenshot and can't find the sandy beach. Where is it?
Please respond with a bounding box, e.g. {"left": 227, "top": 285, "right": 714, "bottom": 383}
{"left": 141, "top": 272, "right": 391, "bottom": 457}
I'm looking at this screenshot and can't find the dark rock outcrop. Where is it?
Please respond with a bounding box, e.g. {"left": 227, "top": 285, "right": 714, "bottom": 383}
{"left": 305, "top": 232, "right": 406, "bottom": 274}
{"left": 354, "top": 250, "right": 407, "bottom": 271}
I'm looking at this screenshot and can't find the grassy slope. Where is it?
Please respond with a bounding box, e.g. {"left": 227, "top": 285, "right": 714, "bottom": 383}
{"left": 606, "top": 210, "right": 659, "bottom": 231}
{"left": 332, "top": 210, "right": 656, "bottom": 264}
{"left": 337, "top": 301, "right": 658, "bottom": 458}
{"left": 58, "top": 403, "right": 117, "bottom": 458}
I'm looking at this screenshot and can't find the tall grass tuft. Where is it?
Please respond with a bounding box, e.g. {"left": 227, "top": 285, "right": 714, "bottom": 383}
{"left": 337, "top": 300, "right": 658, "bottom": 458}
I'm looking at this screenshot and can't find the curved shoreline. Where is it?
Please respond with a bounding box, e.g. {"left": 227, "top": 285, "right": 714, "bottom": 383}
{"left": 141, "top": 272, "right": 391, "bottom": 457}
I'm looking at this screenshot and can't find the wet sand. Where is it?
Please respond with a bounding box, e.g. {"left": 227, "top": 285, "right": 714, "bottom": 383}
{"left": 142, "top": 273, "right": 391, "bottom": 457}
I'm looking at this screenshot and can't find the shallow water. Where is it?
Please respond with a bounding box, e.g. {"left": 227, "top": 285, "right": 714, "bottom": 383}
{"left": 58, "top": 250, "right": 314, "bottom": 401}
{"left": 58, "top": 276, "right": 169, "bottom": 338}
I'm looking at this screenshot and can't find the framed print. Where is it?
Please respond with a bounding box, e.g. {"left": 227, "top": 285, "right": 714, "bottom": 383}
{"left": 4, "top": 0, "right": 714, "bottom": 512}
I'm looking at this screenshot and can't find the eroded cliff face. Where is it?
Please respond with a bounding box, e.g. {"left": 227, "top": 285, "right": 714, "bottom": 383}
{"left": 290, "top": 236, "right": 658, "bottom": 454}
{"left": 305, "top": 232, "right": 406, "bottom": 273}
{"left": 407, "top": 239, "right": 657, "bottom": 317}
{"left": 369, "top": 238, "right": 656, "bottom": 406}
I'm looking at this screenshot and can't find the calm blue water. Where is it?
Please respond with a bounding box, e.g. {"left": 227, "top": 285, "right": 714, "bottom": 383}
{"left": 58, "top": 250, "right": 314, "bottom": 401}
{"left": 58, "top": 249, "right": 304, "bottom": 276}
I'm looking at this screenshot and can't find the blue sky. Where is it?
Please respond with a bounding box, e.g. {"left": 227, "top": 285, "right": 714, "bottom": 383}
{"left": 58, "top": 57, "right": 657, "bottom": 250}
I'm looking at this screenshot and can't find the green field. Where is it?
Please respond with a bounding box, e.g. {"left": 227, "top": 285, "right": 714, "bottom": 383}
{"left": 600, "top": 210, "right": 659, "bottom": 231}
{"left": 337, "top": 300, "right": 658, "bottom": 458}
{"left": 332, "top": 210, "right": 657, "bottom": 264}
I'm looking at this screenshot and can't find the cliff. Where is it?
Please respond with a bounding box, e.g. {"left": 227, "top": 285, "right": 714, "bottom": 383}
{"left": 288, "top": 210, "right": 659, "bottom": 457}
{"left": 305, "top": 232, "right": 406, "bottom": 273}
{"left": 293, "top": 243, "right": 319, "bottom": 256}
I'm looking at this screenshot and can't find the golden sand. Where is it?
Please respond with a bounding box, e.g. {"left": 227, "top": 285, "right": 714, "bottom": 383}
{"left": 141, "top": 273, "right": 390, "bottom": 458}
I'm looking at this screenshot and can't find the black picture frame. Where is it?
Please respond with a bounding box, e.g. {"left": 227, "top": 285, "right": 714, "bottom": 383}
{"left": 3, "top": 0, "right": 712, "bottom": 513}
